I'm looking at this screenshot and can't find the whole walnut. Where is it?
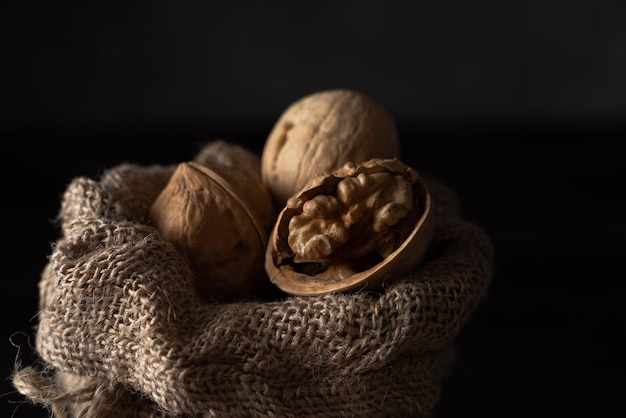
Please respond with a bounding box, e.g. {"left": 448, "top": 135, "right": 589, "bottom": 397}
{"left": 149, "top": 141, "right": 276, "bottom": 303}
{"left": 261, "top": 89, "right": 400, "bottom": 209}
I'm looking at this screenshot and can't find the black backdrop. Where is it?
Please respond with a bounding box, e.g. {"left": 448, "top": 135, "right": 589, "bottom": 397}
{"left": 2, "top": 2, "right": 625, "bottom": 417}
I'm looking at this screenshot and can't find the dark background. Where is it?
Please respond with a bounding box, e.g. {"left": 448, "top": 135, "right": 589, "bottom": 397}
{"left": 1, "top": 1, "right": 625, "bottom": 417}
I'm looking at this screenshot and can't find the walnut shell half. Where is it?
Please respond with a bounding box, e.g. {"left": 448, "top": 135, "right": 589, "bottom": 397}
{"left": 265, "top": 158, "right": 435, "bottom": 296}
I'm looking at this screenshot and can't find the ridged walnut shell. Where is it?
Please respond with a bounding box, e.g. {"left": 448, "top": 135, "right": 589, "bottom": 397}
{"left": 149, "top": 160, "right": 270, "bottom": 303}
{"left": 265, "top": 158, "right": 435, "bottom": 296}
{"left": 261, "top": 89, "right": 400, "bottom": 209}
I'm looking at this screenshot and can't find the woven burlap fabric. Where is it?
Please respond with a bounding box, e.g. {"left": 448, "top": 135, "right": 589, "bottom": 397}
{"left": 12, "top": 152, "right": 494, "bottom": 418}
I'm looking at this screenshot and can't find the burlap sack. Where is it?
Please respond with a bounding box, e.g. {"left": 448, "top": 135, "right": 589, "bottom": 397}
{"left": 12, "top": 148, "right": 494, "bottom": 418}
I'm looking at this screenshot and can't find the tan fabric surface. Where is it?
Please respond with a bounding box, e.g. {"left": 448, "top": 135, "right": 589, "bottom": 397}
{"left": 13, "top": 145, "right": 494, "bottom": 417}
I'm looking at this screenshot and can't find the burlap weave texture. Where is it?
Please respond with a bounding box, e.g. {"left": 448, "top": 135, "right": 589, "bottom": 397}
{"left": 13, "top": 148, "right": 494, "bottom": 418}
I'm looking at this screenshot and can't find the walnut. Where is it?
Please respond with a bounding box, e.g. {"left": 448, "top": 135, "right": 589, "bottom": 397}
{"left": 194, "top": 140, "right": 277, "bottom": 233}
{"left": 265, "top": 158, "right": 435, "bottom": 296}
{"left": 149, "top": 142, "right": 276, "bottom": 303}
{"left": 261, "top": 89, "right": 399, "bottom": 209}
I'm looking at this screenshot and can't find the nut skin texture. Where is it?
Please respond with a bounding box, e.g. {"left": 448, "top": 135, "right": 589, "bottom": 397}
{"left": 149, "top": 142, "right": 276, "bottom": 303}
{"left": 265, "top": 158, "right": 435, "bottom": 296}
{"left": 261, "top": 89, "right": 400, "bottom": 209}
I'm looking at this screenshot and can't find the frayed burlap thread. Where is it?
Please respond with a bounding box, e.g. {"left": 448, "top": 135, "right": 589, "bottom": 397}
{"left": 12, "top": 150, "right": 493, "bottom": 417}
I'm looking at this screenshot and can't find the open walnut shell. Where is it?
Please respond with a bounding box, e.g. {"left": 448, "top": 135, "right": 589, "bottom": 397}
{"left": 265, "top": 158, "right": 435, "bottom": 296}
